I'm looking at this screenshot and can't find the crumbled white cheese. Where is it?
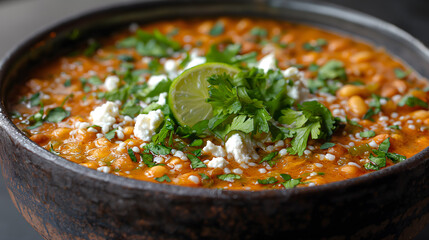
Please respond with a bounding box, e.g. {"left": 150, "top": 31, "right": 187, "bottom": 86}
{"left": 279, "top": 148, "right": 288, "bottom": 156}
{"left": 225, "top": 133, "right": 258, "bottom": 164}
{"left": 104, "top": 75, "right": 120, "bottom": 91}
{"left": 173, "top": 150, "right": 188, "bottom": 161}
{"left": 156, "top": 92, "right": 168, "bottom": 105}
{"left": 97, "top": 166, "right": 111, "bottom": 173}
{"left": 147, "top": 74, "right": 167, "bottom": 89}
{"left": 207, "top": 157, "right": 228, "bottom": 169}
{"left": 282, "top": 67, "right": 310, "bottom": 103}
{"left": 202, "top": 140, "right": 226, "bottom": 157}
{"left": 257, "top": 52, "right": 277, "bottom": 72}
{"left": 89, "top": 101, "right": 119, "bottom": 133}
{"left": 164, "top": 59, "right": 179, "bottom": 78}
{"left": 133, "top": 109, "right": 164, "bottom": 141}
{"left": 184, "top": 50, "right": 206, "bottom": 70}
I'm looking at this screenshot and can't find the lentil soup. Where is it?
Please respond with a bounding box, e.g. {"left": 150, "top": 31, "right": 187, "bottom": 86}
{"left": 9, "top": 18, "right": 429, "bottom": 190}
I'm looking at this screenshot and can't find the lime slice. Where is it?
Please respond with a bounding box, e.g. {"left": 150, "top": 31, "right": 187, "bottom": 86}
{"left": 168, "top": 63, "right": 239, "bottom": 126}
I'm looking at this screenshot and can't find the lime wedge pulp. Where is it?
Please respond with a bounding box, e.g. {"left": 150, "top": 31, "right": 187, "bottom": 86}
{"left": 168, "top": 63, "right": 239, "bottom": 127}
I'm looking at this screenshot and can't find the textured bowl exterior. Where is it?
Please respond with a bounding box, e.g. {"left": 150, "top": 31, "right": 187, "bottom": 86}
{"left": 1, "top": 1, "right": 429, "bottom": 239}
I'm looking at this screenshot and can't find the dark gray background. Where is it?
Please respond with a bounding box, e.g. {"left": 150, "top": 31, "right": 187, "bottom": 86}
{"left": 0, "top": 0, "right": 428, "bottom": 239}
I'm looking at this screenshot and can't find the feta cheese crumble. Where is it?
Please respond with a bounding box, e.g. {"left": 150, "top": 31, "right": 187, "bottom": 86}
{"left": 104, "top": 75, "right": 120, "bottom": 91}
{"left": 202, "top": 140, "right": 226, "bottom": 157}
{"left": 225, "top": 133, "right": 258, "bottom": 164}
{"left": 207, "top": 157, "right": 228, "bottom": 169}
{"left": 257, "top": 52, "right": 277, "bottom": 72}
{"left": 133, "top": 109, "right": 164, "bottom": 141}
{"left": 89, "top": 101, "right": 119, "bottom": 133}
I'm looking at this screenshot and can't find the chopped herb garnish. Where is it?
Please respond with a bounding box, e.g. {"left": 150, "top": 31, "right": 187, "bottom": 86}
{"left": 45, "top": 107, "right": 70, "bottom": 123}
{"left": 388, "top": 125, "right": 401, "bottom": 130}
{"left": 64, "top": 79, "right": 72, "bottom": 87}
{"left": 145, "top": 143, "right": 171, "bottom": 155}
{"left": 320, "top": 142, "right": 336, "bottom": 150}
{"left": 117, "top": 29, "right": 181, "bottom": 58}
{"left": 87, "top": 76, "right": 103, "bottom": 86}
{"left": 359, "top": 130, "right": 376, "bottom": 138}
{"left": 155, "top": 174, "right": 171, "bottom": 183}
{"left": 217, "top": 173, "right": 241, "bottom": 182}
{"left": 140, "top": 153, "right": 158, "bottom": 167}
{"left": 364, "top": 138, "right": 406, "bottom": 170}
{"left": 199, "top": 173, "right": 210, "bottom": 180}
{"left": 117, "top": 54, "right": 135, "bottom": 62}
{"left": 206, "top": 44, "right": 257, "bottom": 66}
{"left": 303, "top": 38, "right": 327, "bottom": 52}
{"left": 192, "top": 149, "right": 202, "bottom": 157}
{"left": 346, "top": 117, "right": 363, "bottom": 128}
{"left": 259, "top": 151, "right": 278, "bottom": 167}
{"left": 363, "top": 94, "right": 388, "bottom": 121}
{"left": 128, "top": 149, "right": 138, "bottom": 162}
{"left": 394, "top": 68, "right": 408, "bottom": 79}
{"left": 29, "top": 92, "right": 41, "bottom": 107}
{"left": 257, "top": 177, "right": 278, "bottom": 185}
{"left": 308, "top": 63, "right": 319, "bottom": 72}
{"left": 209, "top": 21, "right": 224, "bottom": 36}
{"left": 50, "top": 144, "right": 60, "bottom": 155}
{"left": 189, "top": 139, "right": 203, "bottom": 147}
{"left": 279, "top": 101, "right": 339, "bottom": 156}
{"left": 398, "top": 95, "right": 428, "bottom": 108}
{"left": 105, "top": 129, "right": 117, "bottom": 141}
{"left": 188, "top": 154, "right": 207, "bottom": 169}
{"left": 280, "top": 174, "right": 302, "bottom": 189}
{"left": 250, "top": 27, "right": 268, "bottom": 38}
{"left": 308, "top": 60, "right": 347, "bottom": 95}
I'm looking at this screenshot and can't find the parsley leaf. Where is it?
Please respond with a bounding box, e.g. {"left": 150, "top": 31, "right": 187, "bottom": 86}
{"left": 280, "top": 174, "right": 302, "bottom": 189}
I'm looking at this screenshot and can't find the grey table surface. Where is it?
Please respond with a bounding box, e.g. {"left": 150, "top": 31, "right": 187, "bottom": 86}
{"left": 0, "top": 0, "right": 429, "bottom": 239}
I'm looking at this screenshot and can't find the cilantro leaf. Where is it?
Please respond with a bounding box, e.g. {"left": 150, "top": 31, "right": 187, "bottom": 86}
{"left": 217, "top": 173, "right": 241, "bottom": 182}
{"left": 257, "top": 177, "right": 278, "bottom": 185}
{"left": 363, "top": 94, "right": 388, "bottom": 121}
{"left": 144, "top": 143, "right": 171, "bottom": 155}
{"left": 128, "top": 149, "right": 138, "bottom": 162}
{"left": 308, "top": 60, "right": 346, "bottom": 95}
{"left": 155, "top": 174, "right": 171, "bottom": 183}
{"left": 199, "top": 173, "right": 210, "bottom": 180}
{"left": 140, "top": 153, "right": 158, "bottom": 167}
{"left": 279, "top": 101, "right": 338, "bottom": 156}
{"left": 209, "top": 21, "right": 224, "bottom": 36}
{"left": 105, "top": 129, "right": 117, "bottom": 141}
{"left": 259, "top": 151, "right": 278, "bottom": 167}
{"left": 152, "top": 116, "right": 175, "bottom": 145}
{"left": 189, "top": 139, "right": 203, "bottom": 147}
{"left": 187, "top": 154, "right": 207, "bottom": 169}
{"left": 394, "top": 68, "right": 408, "bottom": 79}
{"left": 398, "top": 95, "right": 428, "bottom": 108}
{"left": 205, "top": 44, "right": 257, "bottom": 66}
{"left": 302, "top": 39, "right": 327, "bottom": 52}
{"left": 320, "top": 142, "right": 336, "bottom": 150}
{"left": 280, "top": 174, "right": 302, "bottom": 189}
{"left": 359, "top": 130, "right": 376, "bottom": 138}
{"left": 45, "top": 107, "right": 70, "bottom": 123}
{"left": 117, "top": 29, "right": 181, "bottom": 58}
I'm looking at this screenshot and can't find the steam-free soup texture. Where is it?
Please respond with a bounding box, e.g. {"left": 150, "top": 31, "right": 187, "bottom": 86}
{"left": 10, "top": 18, "right": 429, "bottom": 190}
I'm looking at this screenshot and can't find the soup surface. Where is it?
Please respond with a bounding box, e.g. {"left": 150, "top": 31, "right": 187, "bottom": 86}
{"left": 9, "top": 18, "right": 429, "bottom": 190}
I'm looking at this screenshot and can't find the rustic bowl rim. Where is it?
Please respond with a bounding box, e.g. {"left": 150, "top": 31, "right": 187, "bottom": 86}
{"left": 1, "top": 0, "right": 429, "bottom": 199}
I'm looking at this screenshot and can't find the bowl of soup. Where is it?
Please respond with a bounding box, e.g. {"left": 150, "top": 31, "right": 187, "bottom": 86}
{"left": 1, "top": 0, "right": 429, "bottom": 239}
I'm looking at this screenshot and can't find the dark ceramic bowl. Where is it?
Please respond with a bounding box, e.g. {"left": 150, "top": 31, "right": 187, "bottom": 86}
{"left": 1, "top": 0, "right": 429, "bottom": 239}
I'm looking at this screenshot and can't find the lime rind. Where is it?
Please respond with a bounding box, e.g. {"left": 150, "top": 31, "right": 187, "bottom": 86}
{"left": 168, "top": 63, "right": 239, "bottom": 126}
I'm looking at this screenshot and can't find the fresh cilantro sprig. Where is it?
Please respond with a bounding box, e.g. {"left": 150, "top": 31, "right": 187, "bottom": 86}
{"left": 279, "top": 101, "right": 339, "bottom": 156}
{"left": 117, "top": 29, "right": 181, "bottom": 58}
{"left": 363, "top": 94, "right": 388, "bottom": 121}
{"left": 307, "top": 60, "right": 347, "bottom": 95}
{"left": 205, "top": 44, "right": 257, "bottom": 66}
{"left": 398, "top": 95, "right": 428, "bottom": 108}
{"left": 364, "top": 138, "right": 406, "bottom": 170}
